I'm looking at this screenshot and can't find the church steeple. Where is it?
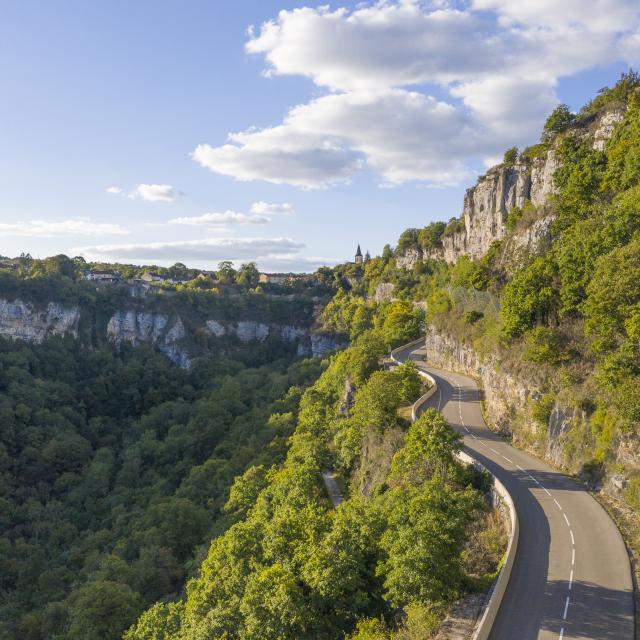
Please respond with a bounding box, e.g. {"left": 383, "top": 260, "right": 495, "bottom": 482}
{"left": 355, "top": 244, "right": 363, "bottom": 264}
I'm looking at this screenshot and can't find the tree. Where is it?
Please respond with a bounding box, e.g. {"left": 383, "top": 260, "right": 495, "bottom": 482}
{"left": 503, "top": 146, "right": 518, "bottom": 164}
{"left": 67, "top": 581, "right": 142, "bottom": 640}
{"left": 236, "top": 262, "right": 260, "bottom": 288}
{"left": 584, "top": 237, "right": 640, "bottom": 351}
{"left": 541, "top": 104, "right": 574, "bottom": 142}
{"left": 500, "top": 256, "right": 559, "bottom": 337}
{"left": 239, "top": 564, "right": 310, "bottom": 640}
{"left": 379, "top": 301, "right": 423, "bottom": 348}
{"left": 217, "top": 261, "right": 237, "bottom": 284}
{"left": 124, "top": 602, "right": 184, "bottom": 640}
{"left": 378, "top": 483, "right": 478, "bottom": 609}
{"left": 389, "top": 409, "right": 462, "bottom": 485}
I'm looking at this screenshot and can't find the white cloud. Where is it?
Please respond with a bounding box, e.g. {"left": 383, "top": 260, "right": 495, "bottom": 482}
{"left": 471, "top": 0, "right": 637, "bottom": 32}
{"left": 74, "top": 237, "right": 305, "bottom": 262}
{"left": 106, "top": 186, "right": 123, "bottom": 195}
{"left": 0, "top": 219, "right": 130, "bottom": 237}
{"left": 194, "top": 0, "right": 640, "bottom": 188}
{"left": 168, "top": 211, "right": 270, "bottom": 226}
{"left": 245, "top": 4, "right": 498, "bottom": 92}
{"left": 130, "top": 184, "right": 178, "bottom": 202}
{"left": 195, "top": 89, "right": 471, "bottom": 187}
{"left": 250, "top": 201, "right": 295, "bottom": 215}
{"left": 193, "top": 132, "right": 363, "bottom": 189}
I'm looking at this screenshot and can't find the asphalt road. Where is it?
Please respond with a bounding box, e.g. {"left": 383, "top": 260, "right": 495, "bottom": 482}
{"left": 394, "top": 341, "right": 635, "bottom": 640}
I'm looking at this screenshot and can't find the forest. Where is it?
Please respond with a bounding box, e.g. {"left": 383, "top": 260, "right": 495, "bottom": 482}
{"left": 126, "top": 325, "right": 504, "bottom": 640}
{"left": 0, "top": 335, "right": 322, "bottom": 639}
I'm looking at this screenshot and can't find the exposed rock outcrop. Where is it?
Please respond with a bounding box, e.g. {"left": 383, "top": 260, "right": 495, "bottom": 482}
{"left": 424, "top": 329, "right": 539, "bottom": 435}
{"left": 373, "top": 282, "right": 396, "bottom": 302}
{"left": 422, "top": 328, "right": 598, "bottom": 475}
{"left": 592, "top": 107, "right": 625, "bottom": 151}
{"left": 396, "top": 107, "right": 623, "bottom": 267}
{"left": 107, "top": 310, "right": 191, "bottom": 367}
{"left": 0, "top": 299, "right": 80, "bottom": 343}
{"left": 298, "top": 333, "right": 348, "bottom": 358}
{"left": 498, "top": 214, "right": 556, "bottom": 272}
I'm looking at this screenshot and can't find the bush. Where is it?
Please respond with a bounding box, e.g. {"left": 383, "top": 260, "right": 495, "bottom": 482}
{"left": 463, "top": 310, "right": 484, "bottom": 325}
{"left": 541, "top": 104, "right": 575, "bottom": 142}
{"left": 523, "top": 327, "right": 563, "bottom": 365}
{"left": 531, "top": 395, "right": 555, "bottom": 428}
{"left": 503, "top": 147, "right": 518, "bottom": 164}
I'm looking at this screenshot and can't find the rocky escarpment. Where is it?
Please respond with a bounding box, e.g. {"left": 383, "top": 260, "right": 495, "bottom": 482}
{"left": 0, "top": 298, "right": 80, "bottom": 343}
{"left": 204, "top": 318, "right": 345, "bottom": 358}
{"left": 397, "top": 107, "right": 625, "bottom": 268}
{"left": 0, "top": 297, "right": 344, "bottom": 368}
{"left": 107, "top": 311, "right": 191, "bottom": 368}
{"left": 107, "top": 312, "right": 345, "bottom": 366}
{"left": 425, "top": 328, "right": 628, "bottom": 494}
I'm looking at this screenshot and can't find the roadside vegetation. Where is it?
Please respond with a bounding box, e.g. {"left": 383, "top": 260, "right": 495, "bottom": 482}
{"left": 126, "top": 327, "right": 504, "bottom": 640}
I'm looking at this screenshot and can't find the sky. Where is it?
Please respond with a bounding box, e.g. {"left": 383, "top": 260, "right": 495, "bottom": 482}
{"left": 0, "top": 0, "right": 637, "bottom": 272}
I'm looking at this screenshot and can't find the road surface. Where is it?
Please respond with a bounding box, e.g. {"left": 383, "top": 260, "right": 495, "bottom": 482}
{"left": 394, "top": 341, "right": 635, "bottom": 640}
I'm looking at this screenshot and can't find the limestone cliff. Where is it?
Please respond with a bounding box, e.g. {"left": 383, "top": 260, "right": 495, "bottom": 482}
{"left": 422, "top": 329, "right": 608, "bottom": 484}
{"left": 0, "top": 299, "right": 80, "bottom": 343}
{"left": 0, "top": 297, "right": 343, "bottom": 368}
{"left": 397, "top": 106, "right": 625, "bottom": 267}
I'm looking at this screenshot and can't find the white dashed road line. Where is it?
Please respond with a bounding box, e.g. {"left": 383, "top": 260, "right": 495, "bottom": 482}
{"left": 442, "top": 373, "right": 576, "bottom": 640}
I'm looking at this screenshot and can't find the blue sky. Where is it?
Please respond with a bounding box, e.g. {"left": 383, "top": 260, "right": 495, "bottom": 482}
{"left": 0, "top": 1, "right": 636, "bottom": 271}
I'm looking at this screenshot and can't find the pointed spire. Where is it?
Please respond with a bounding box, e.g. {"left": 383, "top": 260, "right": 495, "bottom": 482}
{"left": 356, "top": 244, "right": 362, "bottom": 257}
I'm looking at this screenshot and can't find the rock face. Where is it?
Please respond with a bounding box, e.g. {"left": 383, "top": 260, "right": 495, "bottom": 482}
{"left": 298, "top": 333, "right": 348, "bottom": 358}
{"left": 107, "top": 311, "right": 191, "bottom": 368}
{"left": 396, "top": 107, "right": 623, "bottom": 267}
{"left": 530, "top": 149, "right": 560, "bottom": 206}
{"left": 424, "top": 328, "right": 538, "bottom": 434}
{"left": 373, "top": 282, "right": 396, "bottom": 302}
{"left": 592, "top": 108, "right": 625, "bottom": 151}
{"left": 498, "top": 214, "right": 556, "bottom": 272}
{"left": 0, "top": 299, "right": 80, "bottom": 343}
{"left": 0, "top": 296, "right": 344, "bottom": 369}
{"left": 423, "top": 328, "right": 592, "bottom": 472}
{"left": 202, "top": 318, "right": 339, "bottom": 357}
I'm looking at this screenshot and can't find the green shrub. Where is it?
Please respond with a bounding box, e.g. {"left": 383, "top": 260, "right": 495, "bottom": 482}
{"left": 503, "top": 147, "right": 518, "bottom": 164}
{"left": 463, "top": 310, "right": 484, "bottom": 325}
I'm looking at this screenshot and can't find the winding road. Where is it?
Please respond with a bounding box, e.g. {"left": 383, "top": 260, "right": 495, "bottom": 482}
{"left": 393, "top": 340, "right": 635, "bottom": 640}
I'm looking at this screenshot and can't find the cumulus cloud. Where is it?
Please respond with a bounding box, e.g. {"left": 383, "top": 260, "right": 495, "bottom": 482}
{"left": 196, "top": 89, "right": 471, "bottom": 186}
{"left": 250, "top": 201, "right": 295, "bottom": 215}
{"left": 74, "top": 237, "right": 305, "bottom": 262}
{"left": 168, "top": 211, "right": 270, "bottom": 226}
{"left": 194, "top": 0, "right": 640, "bottom": 188}
{"left": 130, "top": 184, "right": 178, "bottom": 202}
{"left": 0, "top": 219, "right": 129, "bottom": 237}
{"left": 193, "top": 132, "right": 363, "bottom": 189}
{"left": 105, "top": 186, "right": 123, "bottom": 195}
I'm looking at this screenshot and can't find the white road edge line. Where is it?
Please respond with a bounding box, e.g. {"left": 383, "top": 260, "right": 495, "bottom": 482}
{"left": 563, "top": 596, "right": 570, "bottom": 619}
{"left": 554, "top": 498, "right": 563, "bottom": 510}
{"left": 564, "top": 513, "right": 570, "bottom": 527}
{"left": 502, "top": 456, "right": 513, "bottom": 464}
{"left": 569, "top": 569, "right": 574, "bottom": 590}
{"left": 571, "top": 548, "right": 576, "bottom": 566}
{"left": 570, "top": 530, "right": 575, "bottom": 545}
{"left": 559, "top": 628, "right": 564, "bottom": 639}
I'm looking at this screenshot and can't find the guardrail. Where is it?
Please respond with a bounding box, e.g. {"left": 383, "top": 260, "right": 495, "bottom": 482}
{"left": 458, "top": 451, "right": 519, "bottom": 640}
{"left": 391, "top": 338, "right": 520, "bottom": 640}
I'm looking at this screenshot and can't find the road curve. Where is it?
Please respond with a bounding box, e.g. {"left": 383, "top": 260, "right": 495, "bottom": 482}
{"left": 394, "top": 340, "right": 635, "bottom": 640}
